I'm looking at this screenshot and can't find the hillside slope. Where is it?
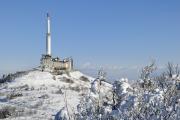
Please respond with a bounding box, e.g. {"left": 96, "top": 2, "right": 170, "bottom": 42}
{"left": 0, "top": 70, "right": 112, "bottom": 120}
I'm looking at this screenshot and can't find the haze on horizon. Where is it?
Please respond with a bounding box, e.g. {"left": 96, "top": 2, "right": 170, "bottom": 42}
{"left": 0, "top": 0, "right": 180, "bottom": 80}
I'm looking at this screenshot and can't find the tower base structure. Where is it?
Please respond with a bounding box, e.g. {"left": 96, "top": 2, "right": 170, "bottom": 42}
{"left": 41, "top": 54, "right": 73, "bottom": 74}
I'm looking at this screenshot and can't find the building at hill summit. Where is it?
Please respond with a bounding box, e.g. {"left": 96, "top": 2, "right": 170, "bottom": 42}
{"left": 41, "top": 14, "right": 73, "bottom": 73}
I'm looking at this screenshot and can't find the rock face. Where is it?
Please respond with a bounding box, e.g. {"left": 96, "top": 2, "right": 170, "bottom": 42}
{"left": 0, "top": 70, "right": 112, "bottom": 120}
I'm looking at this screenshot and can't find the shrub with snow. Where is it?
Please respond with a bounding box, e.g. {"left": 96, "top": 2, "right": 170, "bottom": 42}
{"left": 75, "top": 63, "right": 180, "bottom": 120}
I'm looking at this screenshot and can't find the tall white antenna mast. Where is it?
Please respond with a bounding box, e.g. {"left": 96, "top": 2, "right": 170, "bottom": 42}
{"left": 46, "top": 13, "right": 51, "bottom": 56}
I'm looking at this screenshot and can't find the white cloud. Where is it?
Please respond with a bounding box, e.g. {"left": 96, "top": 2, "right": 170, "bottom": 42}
{"left": 80, "top": 62, "right": 141, "bottom": 71}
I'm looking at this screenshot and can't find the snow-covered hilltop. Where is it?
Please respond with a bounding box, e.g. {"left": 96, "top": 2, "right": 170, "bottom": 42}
{"left": 0, "top": 70, "right": 112, "bottom": 120}
{"left": 0, "top": 62, "right": 180, "bottom": 120}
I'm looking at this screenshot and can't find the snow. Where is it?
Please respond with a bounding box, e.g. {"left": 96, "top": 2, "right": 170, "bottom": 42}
{"left": 55, "top": 107, "right": 69, "bottom": 120}
{"left": 0, "top": 70, "right": 113, "bottom": 120}
{"left": 114, "top": 78, "right": 133, "bottom": 97}
{"left": 9, "top": 71, "right": 55, "bottom": 87}
{"left": 0, "top": 70, "right": 96, "bottom": 120}
{"left": 1, "top": 67, "right": 179, "bottom": 120}
{"left": 70, "top": 71, "right": 93, "bottom": 81}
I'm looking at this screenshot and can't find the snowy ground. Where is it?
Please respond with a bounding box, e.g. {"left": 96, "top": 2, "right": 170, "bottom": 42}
{"left": 0, "top": 70, "right": 112, "bottom": 120}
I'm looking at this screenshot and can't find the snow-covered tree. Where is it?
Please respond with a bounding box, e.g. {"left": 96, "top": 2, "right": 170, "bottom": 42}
{"left": 72, "top": 62, "right": 180, "bottom": 120}
{"left": 75, "top": 70, "right": 112, "bottom": 120}
{"left": 139, "top": 61, "right": 157, "bottom": 92}
{"left": 155, "top": 62, "right": 180, "bottom": 120}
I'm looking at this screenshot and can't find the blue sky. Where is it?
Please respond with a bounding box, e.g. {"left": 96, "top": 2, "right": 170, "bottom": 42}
{"left": 0, "top": 0, "right": 180, "bottom": 80}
